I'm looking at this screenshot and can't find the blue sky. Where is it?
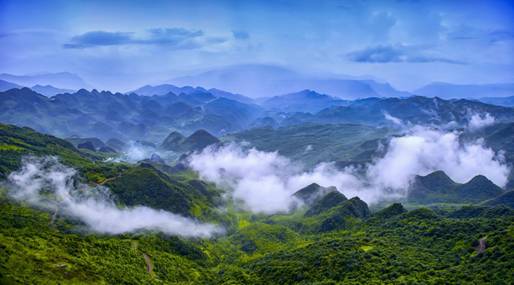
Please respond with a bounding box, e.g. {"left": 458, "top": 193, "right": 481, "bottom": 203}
{"left": 0, "top": 0, "right": 513, "bottom": 91}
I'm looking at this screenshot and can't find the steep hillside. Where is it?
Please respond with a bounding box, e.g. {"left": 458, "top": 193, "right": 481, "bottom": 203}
{"left": 483, "top": 191, "right": 514, "bottom": 208}
{"left": 0, "top": 123, "right": 91, "bottom": 178}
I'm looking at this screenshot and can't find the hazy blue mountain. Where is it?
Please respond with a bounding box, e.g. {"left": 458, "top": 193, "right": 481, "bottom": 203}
{"left": 168, "top": 64, "right": 411, "bottom": 99}
{"left": 207, "top": 88, "right": 255, "bottom": 104}
{"left": 415, "top": 82, "right": 514, "bottom": 99}
{"left": 314, "top": 96, "right": 514, "bottom": 126}
{"left": 160, "top": 129, "right": 219, "bottom": 152}
{"left": 204, "top": 97, "right": 263, "bottom": 126}
{"left": 31, "top": 84, "right": 74, "bottom": 97}
{"left": 130, "top": 84, "right": 255, "bottom": 104}
{"left": 0, "top": 87, "right": 261, "bottom": 141}
{"left": 0, "top": 72, "right": 89, "bottom": 90}
{"left": 261, "top": 89, "right": 349, "bottom": 113}
{"left": 478, "top": 96, "right": 514, "bottom": 107}
{"left": 130, "top": 84, "right": 206, "bottom": 96}
{"left": 0, "top": 79, "right": 74, "bottom": 96}
{"left": 0, "top": 79, "right": 22, "bottom": 91}
{"left": 177, "top": 90, "right": 216, "bottom": 106}
{"left": 226, "top": 123, "right": 390, "bottom": 166}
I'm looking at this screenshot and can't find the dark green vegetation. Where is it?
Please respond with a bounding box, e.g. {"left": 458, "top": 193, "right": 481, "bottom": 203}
{"left": 483, "top": 191, "right": 514, "bottom": 208}
{"left": 0, "top": 124, "right": 93, "bottom": 179}
{"left": 408, "top": 171, "right": 504, "bottom": 204}
{"left": 160, "top": 129, "right": 220, "bottom": 153}
{"left": 0, "top": 123, "right": 513, "bottom": 284}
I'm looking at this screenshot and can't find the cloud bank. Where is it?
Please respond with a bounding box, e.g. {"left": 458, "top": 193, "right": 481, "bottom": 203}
{"left": 347, "top": 44, "right": 465, "bottom": 64}
{"left": 63, "top": 27, "right": 223, "bottom": 49}
{"left": 7, "top": 156, "right": 221, "bottom": 238}
{"left": 189, "top": 126, "right": 509, "bottom": 214}
{"left": 468, "top": 112, "right": 495, "bottom": 131}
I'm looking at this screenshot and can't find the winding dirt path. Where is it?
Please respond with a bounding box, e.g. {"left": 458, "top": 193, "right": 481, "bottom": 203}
{"left": 143, "top": 253, "right": 153, "bottom": 274}
{"left": 477, "top": 238, "right": 487, "bottom": 254}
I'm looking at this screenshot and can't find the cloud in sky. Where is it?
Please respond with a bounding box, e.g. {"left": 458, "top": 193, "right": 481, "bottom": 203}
{"left": 448, "top": 26, "right": 514, "bottom": 44}
{"left": 0, "top": 0, "right": 513, "bottom": 91}
{"left": 232, "top": 30, "right": 250, "bottom": 40}
{"left": 64, "top": 27, "right": 211, "bottom": 49}
{"left": 347, "top": 44, "right": 465, "bottom": 64}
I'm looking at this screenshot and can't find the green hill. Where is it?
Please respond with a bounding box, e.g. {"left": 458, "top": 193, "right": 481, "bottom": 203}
{"left": 160, "top": 129, "right": 219, "bottom": 153}
{"left": 0, "top": 123, "right": 91, "bottom": 178}
{"left": 408, "top": 170, "right": 504, "bottom": 204}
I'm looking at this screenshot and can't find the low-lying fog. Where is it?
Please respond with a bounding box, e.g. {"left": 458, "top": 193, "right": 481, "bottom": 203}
{"left": 189, "top": 116, "right": 509, "bottom": 213}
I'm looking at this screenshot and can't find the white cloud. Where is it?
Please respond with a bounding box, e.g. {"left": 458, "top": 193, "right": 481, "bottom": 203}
{"left": 468, "top": 112, "right": 495, "bottom": 131}
{"left": 383, "top": 112, "right": 404, "bottom": 126}
{"left": 106, "top": 141, "right": 178, "bottom": 164}
{"left": 368, "top": 126, "right": 509, "bottom": 190}
{"left": 7, "top": 156, "right": 222, "bottom": 238}
{"left": 189, "top": 126, "right": 510, "bottom": 214}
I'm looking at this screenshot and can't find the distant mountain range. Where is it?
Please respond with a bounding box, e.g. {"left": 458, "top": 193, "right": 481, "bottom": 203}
{"left": 30, "top": 85, "right": 74, "bottom": 97}
{"left": 310, "top": 96, "right": 514, "bottom": 126}
{"left": 3, "top": 67, "right": 513, "bottom": 102}
{"left": 167, "top": 64, "right": 412, "bottom": 99}
{"left": 0, "top": 72, "right": 89, "bottom": 90}
{"left": 0, "top": 87, "right": 263, "bottom": 141}
{"left": 415, "top": 82, "right": 514, "bottom": 99}
{"left": 130, "top": 84, "right": 255, "bottom": 104}
{"left": 0, "top": 79, "right": 22, "bottom": 91}
{"left": 0, "top": 78, "right": 75, "bottom": 96}
{"left": 2, "top": 87, "right": 514, "bottom": 144}
{"left": 478, "top": 96, "right": 514, "bottom": 107}
{"left": 260, "top": 89, "right": 349, "bottom": 113}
